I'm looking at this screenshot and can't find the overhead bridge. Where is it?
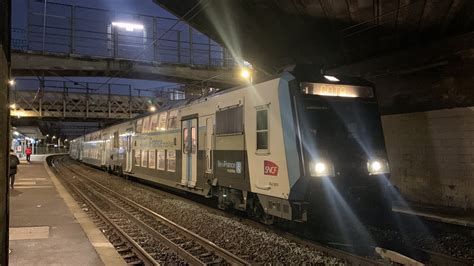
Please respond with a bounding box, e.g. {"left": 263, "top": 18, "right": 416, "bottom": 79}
{"left": 10, "top": 79, "right": 182, "bottom": 120}
{"left": 11, "top": 1, "right": 243, "bottom": 87}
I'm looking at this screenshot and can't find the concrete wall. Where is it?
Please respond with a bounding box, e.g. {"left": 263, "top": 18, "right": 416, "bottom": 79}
{"left": 382, "top": 107, "right": 474, "bottom": 209}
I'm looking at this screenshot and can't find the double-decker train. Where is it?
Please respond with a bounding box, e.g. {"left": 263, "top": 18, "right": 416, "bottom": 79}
{"left": 70, "top": 65, "right": 392, "bottom": 224}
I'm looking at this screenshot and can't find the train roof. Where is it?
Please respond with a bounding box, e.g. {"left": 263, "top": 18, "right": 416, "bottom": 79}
{"left": 74, "top": 65, "right": 373, "bottom": 140}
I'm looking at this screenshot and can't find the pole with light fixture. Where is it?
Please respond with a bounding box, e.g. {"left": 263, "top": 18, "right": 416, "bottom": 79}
{"left": 108, "top": 21, "right": 146, "bottom": 58}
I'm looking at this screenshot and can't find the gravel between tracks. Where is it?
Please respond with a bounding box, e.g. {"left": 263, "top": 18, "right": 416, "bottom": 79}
{"left": 65, "top": 160, "right": 344, "bottom": 265}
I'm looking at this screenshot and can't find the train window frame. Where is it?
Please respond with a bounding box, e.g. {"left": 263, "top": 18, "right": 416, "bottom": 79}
{"left": 183, "top": 127, "right": 189, "bottom": 154}
{"left": 157, "top": 150, "right": 166, "bottom": 170}
{"left": 167, "top": 150, "right": 176, "bottom": 172}
{"left": 255, "top": 105, "right": 270, "bottom": 154}
{"left": 167, "top": 110, "right": 178, "bottom": 129}
{"left": 143, "top": 116, "right": 151, "bottom": 133}
{"left": 141, "top": 150, "right": 148, "bottom": 168}
{"left": 215, "top": 105, "right": 243, "bottom": 136}
{"left": 136, "top": 119, "right": 143, "bottom": 133}
{"left": 148, "top": 150, "right": 156, "bottom": 169}
{"left": 134, "top": 149, "right": 141, "bottom": 166}
{"left": 158, "top": 112, "right": 167, "bottom": 130}
{"left": 150, "top": 114, "right": 159, "bottom": 132}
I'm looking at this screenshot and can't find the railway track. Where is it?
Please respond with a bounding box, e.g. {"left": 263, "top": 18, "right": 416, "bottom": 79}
{"left": 51, "top": 155, "right": 472, "bottom": 265}
{"left": 51, "top": 156, "right": 249, "bottom": 266}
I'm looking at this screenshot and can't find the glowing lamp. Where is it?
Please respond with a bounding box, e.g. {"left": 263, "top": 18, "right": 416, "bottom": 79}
{"left": 324, "top": 75, "right": 340, "bottom": 82}
{"left": 112, "top": 22, "right": 144, "bottom": 32}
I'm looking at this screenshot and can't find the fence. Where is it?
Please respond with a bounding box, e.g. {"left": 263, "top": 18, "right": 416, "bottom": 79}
{"left": 11, "top": 0, "right": 238, "bottom": 68}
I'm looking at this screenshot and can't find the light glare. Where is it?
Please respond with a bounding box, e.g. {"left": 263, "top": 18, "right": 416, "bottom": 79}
{"left": 371, "top": 161, "right": 382, "bottom": 171}
{"left": 8, "top": 79, "right": 15, "bottom": 86}
{"left": 10, "top": 103, "right": 16, "bottom": 109}
{"left": 324, "top": 75, "right": 340, "bottom": 82}
{"left": 240, "top": 69, "right": 250, "bottom": 79}
{"left": 149, "top": 106, "right": 156, "bottom": 112}
{"left": 315, "top": 162, "right": 326, "bottom": 174}
{"left": 112, "top": 22, "right": 144, "bottom": 32}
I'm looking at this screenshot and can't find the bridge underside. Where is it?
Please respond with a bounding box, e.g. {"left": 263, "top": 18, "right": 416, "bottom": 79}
{"left": 12, "top": 51, "right": 243, "bottom": 87}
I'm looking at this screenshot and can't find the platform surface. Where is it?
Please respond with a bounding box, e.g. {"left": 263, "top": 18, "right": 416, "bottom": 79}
{"left": 392, "top": 201, "right": 474, "bottom": 228}
{"left": 8, "top": 156, "right": 124, "bottom": 265}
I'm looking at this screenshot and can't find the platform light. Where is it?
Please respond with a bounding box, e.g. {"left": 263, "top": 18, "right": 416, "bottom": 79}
{"left": 46, "top": 134, "right": 49, "bottom": 137}
{"left": 112, "top": 22, "right": 144, "bottom": 32}
{"left": 8, "top": 79, "right": 15, "bottom": 86}
{"left": 149, "top": 106, "right": 156, "bottom": 112}
{"left": 13, "top": 131, "right": 19, "bottom": 136}
{"left": 52, "top": 136, "right": 56, "bottom": 139}
{"left": 324, "top": 75, "right": 339, "bottom": 82}
{"left": 240, "top": 68, "right": 251, "bottom": 79}
{"left": 10, "top": 103, "right": 16, "bottom": 109}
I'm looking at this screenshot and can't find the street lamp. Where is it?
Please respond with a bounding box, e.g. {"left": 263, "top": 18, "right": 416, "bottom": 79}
{"left": 111, "top": 22, "right": 144, "bottom": 32}
{"left": 240, "top": 67, "right": 253, "bottom": 83}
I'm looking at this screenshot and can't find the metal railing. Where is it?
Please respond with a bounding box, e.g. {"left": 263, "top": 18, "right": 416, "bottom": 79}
{"left": 9, "top": 78, "right": 179, "bottom": 119}
{"left": 11, "top": 0, "right": 238, "bottom": 68}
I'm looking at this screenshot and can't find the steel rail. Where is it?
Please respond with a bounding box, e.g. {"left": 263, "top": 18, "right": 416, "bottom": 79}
{"left": 59, "top": 159, "right": 250, "bottom": 266}
{"left": 51, "top": 159, "right": 159, "bottom": 266}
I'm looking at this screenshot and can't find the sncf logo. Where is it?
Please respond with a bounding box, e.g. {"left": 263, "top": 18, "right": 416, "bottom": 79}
{"left": 264, "top": 160, "right": 279, "bottom": 176}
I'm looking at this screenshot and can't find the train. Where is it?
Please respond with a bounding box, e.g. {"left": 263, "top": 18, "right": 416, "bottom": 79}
{"left": 70, "top": 65, "right": 392, "bottom": 224}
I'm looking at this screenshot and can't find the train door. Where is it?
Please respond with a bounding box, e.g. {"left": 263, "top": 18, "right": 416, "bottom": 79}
{"left": 205, "top": 117, "right": 213, "bottom": 173}
{"left": 181, "top": 118, "right": 198, "bottom": 187}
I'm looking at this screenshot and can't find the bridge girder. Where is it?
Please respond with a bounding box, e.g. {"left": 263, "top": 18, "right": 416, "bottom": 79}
{"left": 12, "top": 51, "right": 244, "bottom": 87}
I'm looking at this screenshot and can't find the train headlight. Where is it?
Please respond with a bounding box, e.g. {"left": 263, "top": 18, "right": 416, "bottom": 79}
{"left": 367, "top": 158, "right": 390, "bottom": 175}
{"left": 310, "top": 160, "right": 335, "bottom": 177}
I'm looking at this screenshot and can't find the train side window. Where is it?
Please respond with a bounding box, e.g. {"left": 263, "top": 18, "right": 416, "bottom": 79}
{"left": 158, "top": 112, "right": 168, "bottom": 130}
{"left": 150, "top": 114, "right": 159, "bottom": 132}
{"left": 191, "top": 127, "right": 197, "bottom": 154}
{"left": 113, "top": 131, "right": 119, "bottom": 148}
{"left": 157, "top": 150, "right": 166, "bottom": 170}
{"left": 216, "top": 105, "right": 243, "bottom": 135}
{"left": 141, "top": 150, "right": 148, "bottom": 168}
{"left": 148, "top": 150, "right": 156, "bottom": 169}
{"left": 143, "top": 116, "right": 151, "bottom": 133}
{"left": 183, "top": 128, "right": 190, "bottom": 154}
{"left": 136, "top": 119, "right": 143, "bottom": 133}
{"left": 256, "top": 109, "right": 269, "bottom": 152}
{"left": 134, "top": 150, "right": 141, "bottom": 166}
{"left": 167, "top": 110, "right": 178, "bottom": 129}
{"left": 167, "top": 150, "right": 176, "bottom": 172}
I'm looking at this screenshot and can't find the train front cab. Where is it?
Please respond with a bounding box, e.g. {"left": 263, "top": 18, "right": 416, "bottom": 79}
{"left": 286, "top": 70, "right": 393, "bottom": 225}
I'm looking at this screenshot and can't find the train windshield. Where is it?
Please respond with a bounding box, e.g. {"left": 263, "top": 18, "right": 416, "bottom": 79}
{"left": 298, "top": 96, "right": 385, "bottom": 158}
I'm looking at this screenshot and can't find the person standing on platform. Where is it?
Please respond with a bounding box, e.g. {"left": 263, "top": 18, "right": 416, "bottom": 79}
{"left": 25, "top": 145, "right": 32, "bottom": 163}
{"left": 9, "top": 149, "right": 20, "bottom": 189}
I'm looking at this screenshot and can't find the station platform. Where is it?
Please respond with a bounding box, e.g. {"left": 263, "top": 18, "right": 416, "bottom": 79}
{"left": 392, "top": 201, "right": 474, "bottom": 228}
{"left": 8, "top": 155, "right": 125, "bottom": 265}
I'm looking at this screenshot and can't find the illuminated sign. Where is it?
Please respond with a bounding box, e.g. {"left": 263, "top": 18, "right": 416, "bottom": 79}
{"left": 301, "top": 83, "right": 374, "bottom": 98}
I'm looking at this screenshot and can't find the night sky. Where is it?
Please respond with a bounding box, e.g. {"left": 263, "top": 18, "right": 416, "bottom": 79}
{"left": 12, "top": 0, "right": 209, "bottom": 97}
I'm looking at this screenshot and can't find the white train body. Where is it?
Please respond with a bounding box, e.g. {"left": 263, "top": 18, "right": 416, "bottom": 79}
{"left": 71, "top": 68, "right": 391, "bottom": 222}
